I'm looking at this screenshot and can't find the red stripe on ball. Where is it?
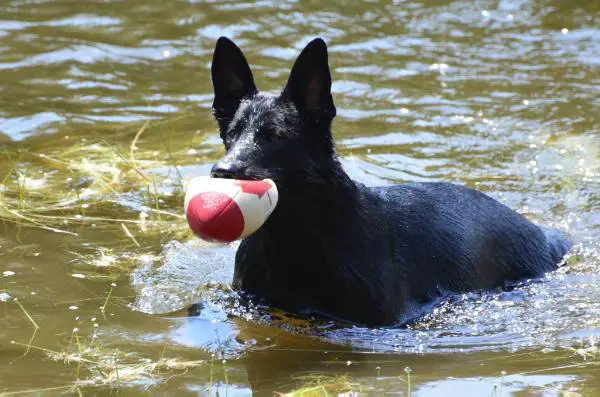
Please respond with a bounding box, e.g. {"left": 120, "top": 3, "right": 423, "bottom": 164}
{"left": 186, "top": 192, "right": 244, "bottom": 243}
{"left": 235, "top": 180, "right": 272, "bottom": 198}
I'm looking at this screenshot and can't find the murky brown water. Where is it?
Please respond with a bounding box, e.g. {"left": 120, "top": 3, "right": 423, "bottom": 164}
{"left": 1, "top": 0, "right": 599, "bottom": 395}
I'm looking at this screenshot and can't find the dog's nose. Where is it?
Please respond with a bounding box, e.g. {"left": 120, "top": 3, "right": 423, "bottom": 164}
{"left": 210, "top": 162, "right": 242, "bottom": 179}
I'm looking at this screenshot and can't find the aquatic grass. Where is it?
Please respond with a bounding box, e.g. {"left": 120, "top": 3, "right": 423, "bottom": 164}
{"left": 209, "top": 353, "right": 215, "bottom": 394}
{"left": 100, "top": 282, "right": 116, "bottom": 316}
{"left": 274, "top": 375, "right": 361, "bottom": 396}
{"left": 0, "top": 119, "right": 216, "bottom": 390}
{"left": 121, "top": 223, "right": 141, "bottom": 247}
{"left": 12, "top": 297, "right": 39, "bottom": 330}
{"left": 12, "top": 297, "right": 40, "bottom": 356}
{"left": 570, "top": 345, "right": 598, "bottom": 361}
{"left": 9, "top": 338, "right": 205, "bottom": 388}
{"left": 4, "top": 273, "right": 40, "bottom": 356}
{"left": 68, "top": 247, "right": 151, "bottom": 274}
{"left": 0, "top": 118, "right": 215, "bottom": 239}
{"left": 0, "top": 113, "right": 212, "bottom": 217}
{"left": 0, "top": 385, "right": 79, "bottom": 396}
{"left": 278, "top": 348, "right": 600, "bottom": 397}
{"left": 114, "top": 350, "right": 121, "bottom": 390}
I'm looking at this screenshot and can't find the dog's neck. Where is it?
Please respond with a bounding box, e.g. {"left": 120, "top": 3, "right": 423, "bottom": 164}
{"left": 263, "top": 161, "right": 363, "bottom": 238}
{"left": 235, "top": 161, "right": 376, "bottom": 318}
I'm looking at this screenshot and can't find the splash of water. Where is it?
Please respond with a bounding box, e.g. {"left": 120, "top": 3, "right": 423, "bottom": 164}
{"left": 129, "top": 239, "right": 236, "bottom": 314}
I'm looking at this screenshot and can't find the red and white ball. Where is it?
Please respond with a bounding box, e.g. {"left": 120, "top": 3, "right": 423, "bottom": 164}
{"left": 184, "top": 176, "right": 278, "bottom": 243}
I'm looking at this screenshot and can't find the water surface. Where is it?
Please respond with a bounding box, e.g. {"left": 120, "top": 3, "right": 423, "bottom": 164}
{"left": 1, "top": 0, "right": 599, "bottom": 395}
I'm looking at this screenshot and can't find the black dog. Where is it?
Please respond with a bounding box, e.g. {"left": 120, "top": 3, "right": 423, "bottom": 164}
{"left": 208, "top": 37, "right": 572, "bottom": 326}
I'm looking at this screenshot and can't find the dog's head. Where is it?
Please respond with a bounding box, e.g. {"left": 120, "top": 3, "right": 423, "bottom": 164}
{"left": 209, "top": 37, "right": 339, "bottom": 192}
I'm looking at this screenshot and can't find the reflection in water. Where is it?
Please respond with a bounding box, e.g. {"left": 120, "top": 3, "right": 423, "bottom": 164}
{"left": 0, "top": 0, "right": 599, "bottom": 395}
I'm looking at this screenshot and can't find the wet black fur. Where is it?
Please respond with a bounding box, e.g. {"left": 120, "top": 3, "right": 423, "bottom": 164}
{"left": 208, "top": 36, "right": 572, "bottom": 326}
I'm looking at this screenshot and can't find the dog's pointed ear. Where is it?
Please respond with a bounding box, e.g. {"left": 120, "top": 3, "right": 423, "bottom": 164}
{"left": 282, "top": 38, "right": 336, "bottom": 121}
{"left": 211, "top": 37, "right": 257, "bottom": 130}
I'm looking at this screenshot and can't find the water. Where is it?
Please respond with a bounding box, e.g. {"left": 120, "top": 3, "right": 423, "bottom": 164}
{"left": 1, "top": 0, "right": 599, "bottom": 395}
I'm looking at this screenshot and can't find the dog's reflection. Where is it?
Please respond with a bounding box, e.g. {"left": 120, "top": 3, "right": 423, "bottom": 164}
{"left": 176, "top": 303, "right": 401, "bottom": 395}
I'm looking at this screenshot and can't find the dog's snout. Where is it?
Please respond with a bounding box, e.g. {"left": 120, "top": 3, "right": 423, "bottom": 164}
{"left": 210, "top": 162, "right": 243, "bottom": 179}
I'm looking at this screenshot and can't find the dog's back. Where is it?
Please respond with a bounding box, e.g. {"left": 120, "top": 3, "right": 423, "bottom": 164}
{"left": 369, "top": 182, "right": 570, "bottom": 297}
{"left": 208, "top": 37, "right": 572, "bottom": 326}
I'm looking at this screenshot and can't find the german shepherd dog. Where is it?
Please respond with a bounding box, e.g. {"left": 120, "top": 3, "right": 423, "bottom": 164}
{"left": 208, "top": 37, "right": 572, "bottom": 326}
